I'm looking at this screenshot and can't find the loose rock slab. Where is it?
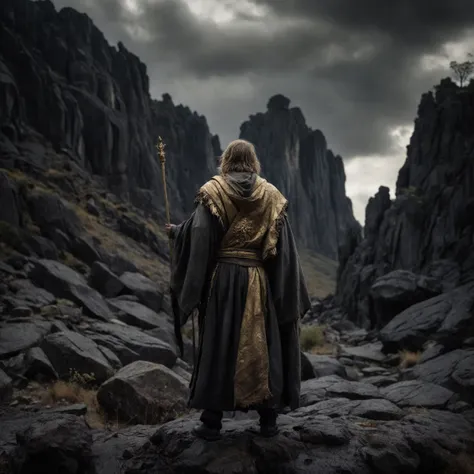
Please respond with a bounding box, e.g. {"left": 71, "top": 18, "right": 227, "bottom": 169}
{"left": 303, "top": 353, "right": 348, "bottom": 379}
{"left": 339, "top": 342, "right": 386, "bottom": 363}
{"left": 409, "top": 349, "right": 474, "bottom": 402}
{"left": 0, "top": 320, "right": 52, "bottom": 358}
{"left": 381, "top": 380, "right": 456, "bottom": 408}
{"left": 294, "top": 397, "right": 403, "bottom": 420}
{"left": 89, "top": 261, "right": 124, "bottom": 298}
{"left": 108, "top": 299, "right": 164, "bottom": 330}
{"left": 119, "top": 272, "right": 163, "bottom": 312}
{"left": 300, "top": 375, "right": 381, "bottom": 407}
{"left": 88, "top": 321, "right": 177, "bottom": 367}
{"left": 41, "top": 330, "right": 114, "bottom": 383}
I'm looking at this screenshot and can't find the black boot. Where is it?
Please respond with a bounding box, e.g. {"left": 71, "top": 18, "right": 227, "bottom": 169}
{"left": 193, "top": 410, "right": 223, "bottom": 441}
{"left": 192, "top": 423, "right": 222, "bottom": 441}
{"left": 248, "top": 408, "right": 279, "bottom": 437}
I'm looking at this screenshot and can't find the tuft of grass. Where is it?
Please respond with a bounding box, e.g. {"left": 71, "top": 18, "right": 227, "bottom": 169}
{"left": 4, "top": 168, "right": 52, "bottom": 194}
{"left": 45, "top": 168, "right": 69, "bottom": 179}
{"left": 4, "top": 168, "right": 33, "bottom": 186}
{"left": 398, "top": 350, "right": 421, "bottom": 369}
{"left": 24, "top": 369, "right": 105, "bottom": 429}
{"left": 43, "top": 381, "right": 105, "bottom": 429}
{"left": 309, "top": 343, "right": 336, "bottom": 356}
{"left": 300, "top": 325, "right": 326, "bottom": 352}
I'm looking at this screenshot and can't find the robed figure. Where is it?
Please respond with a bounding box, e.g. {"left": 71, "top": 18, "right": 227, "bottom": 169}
{"left": 167, "top": 139, "right": 310, "bottom": 440}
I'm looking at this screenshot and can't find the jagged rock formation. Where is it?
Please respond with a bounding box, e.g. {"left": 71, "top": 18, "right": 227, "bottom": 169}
{"left": 0, "top": 0, "right": 219, "bottom": 221}
{"left": 336, "top": 78, "right": 474, "bottom": 328}
{"left": 240, "top": 94, "right": 361, "bottom": 259}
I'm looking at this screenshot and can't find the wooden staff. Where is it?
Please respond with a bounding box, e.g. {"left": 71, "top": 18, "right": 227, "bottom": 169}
{"left": 156, "top": 137, "right": 172, "bottom": 259}
{"left": 156, "top": 137, "right": 196, "bottom": 364}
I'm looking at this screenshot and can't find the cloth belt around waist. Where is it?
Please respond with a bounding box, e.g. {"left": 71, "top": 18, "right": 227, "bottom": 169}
{"left": 217, "top": 248, "right": 263, "bottom": 267}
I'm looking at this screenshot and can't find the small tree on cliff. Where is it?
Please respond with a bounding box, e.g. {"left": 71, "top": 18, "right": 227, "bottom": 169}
{"left": 450, "top": 54, "right": 474, "bottom": 87}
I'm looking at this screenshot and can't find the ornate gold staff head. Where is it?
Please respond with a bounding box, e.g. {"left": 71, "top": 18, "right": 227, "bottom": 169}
{"left": 156, "top": 136, "right": 166, "bottom": 164}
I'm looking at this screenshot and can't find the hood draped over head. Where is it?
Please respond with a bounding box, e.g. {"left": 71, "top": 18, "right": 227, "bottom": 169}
{"left": 224, "top": 171, "right": 257, "bottom": 199}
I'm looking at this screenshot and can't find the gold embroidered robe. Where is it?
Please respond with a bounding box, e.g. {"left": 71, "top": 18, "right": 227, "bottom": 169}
{"left": 170, "top": 172, "right": 310, "bottom": 412}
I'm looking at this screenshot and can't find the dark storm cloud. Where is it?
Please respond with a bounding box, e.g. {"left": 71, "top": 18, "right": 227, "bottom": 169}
{"left": 253, "top": 0, "right": 474, "bottom": 43}
{"left": 51, "top": 0, "right": 474, "bottom": 160}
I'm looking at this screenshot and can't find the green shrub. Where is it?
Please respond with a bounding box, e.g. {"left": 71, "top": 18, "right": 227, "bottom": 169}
{"left": 300, "top": 325, "right": 326, "bottom": 351}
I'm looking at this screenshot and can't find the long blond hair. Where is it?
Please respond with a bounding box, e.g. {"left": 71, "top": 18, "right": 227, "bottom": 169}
{"left": 219, "top": 139, "right": 261, "bottom": 175}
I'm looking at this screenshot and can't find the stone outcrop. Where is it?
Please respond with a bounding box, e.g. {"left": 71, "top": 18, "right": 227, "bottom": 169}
{"left": 1, "top": 405, "right": 473, "bottom": 474}
{"left": 336, "top": 78, "right": 474, "bottom": 328}
{"left": 0, "top": 0, "right": 219, "bottom": 222}
{"left": 240, "top": 94, "right": 361, "bottom": 258}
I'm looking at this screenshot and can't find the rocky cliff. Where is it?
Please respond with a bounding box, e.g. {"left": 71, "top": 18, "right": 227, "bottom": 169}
{"left": 0, "top": 0, "right": 220, "bottom": 222}
{"left": 336, "top": 78, "right": 474, "bottom": 329}
{"left": 0, "top": 0, "right": 358, "bottom": 263}
{"left": 240, "top": 94, "right": 361, "bottom": 259}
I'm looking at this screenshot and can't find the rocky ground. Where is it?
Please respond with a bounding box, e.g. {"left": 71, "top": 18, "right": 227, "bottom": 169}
{"left": 0, "top": 156, "right": 473, "bottom": 474}
{"left": 1, "top": 236, "right": 473, "bottom": 474}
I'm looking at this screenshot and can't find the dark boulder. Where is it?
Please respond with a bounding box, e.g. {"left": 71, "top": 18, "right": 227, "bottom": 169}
{"left": 0, "top": 320, "right": 52, "bottom": 358}
{"left": 370, "top": 270, "right": 442, "bottom": 328}
{"left": 97, "top": 360, "right": 189, "bottom": 425}
{"left": 108, "top": 299, "right": 166, "bottom": 330}
{"left": 303, "top": 353, "right": 348, "bottom": 379}
{"left": 408, "top": 349, "right": 474, "bottom": 402}
{"left": 119, "top": 271, "right": 163, "bottom": 313}
{"left": 70, "top": 235, "right": 102, "bottom": 266}
{"left": 27, "top": 190, "right": 82, "bottom": 238}
{"left": 14, "top": 415, "right": 93, "bottom": 474}
{"left": 41, "top": 330, "right": 115, "bottom": 383}
{"left": 87, "top": 321, "right": 177, "bottom": 367}
{"left": 25, "top": 235, "right": 59, "bottom": 260}
{"left": 380, "top": 282, "right": 474, "bottom": 352}
{"left": 88, "top": 261, "right": 124, "bottom": 298}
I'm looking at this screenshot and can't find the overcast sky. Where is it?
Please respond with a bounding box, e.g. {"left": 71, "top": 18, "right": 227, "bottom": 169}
{"left": 50, "top": 0, "right": 474, "bottom": 224}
